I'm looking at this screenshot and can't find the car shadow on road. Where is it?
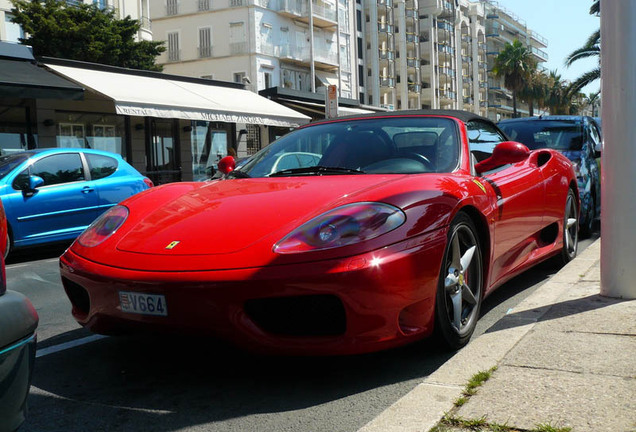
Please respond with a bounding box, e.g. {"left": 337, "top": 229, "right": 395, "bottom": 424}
{"left": 24, "top": 332, "right": 456, "bottom": 432}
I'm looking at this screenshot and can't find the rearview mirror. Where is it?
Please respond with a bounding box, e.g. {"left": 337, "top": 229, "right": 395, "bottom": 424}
{"left": 217, "top": 156, "right": 236, "bottom": 175}
{"left": 28, "top": 175, "right": 44, "bottom": 190}
{"left": 475, "top": 141, "right": 530, "bottom": 174}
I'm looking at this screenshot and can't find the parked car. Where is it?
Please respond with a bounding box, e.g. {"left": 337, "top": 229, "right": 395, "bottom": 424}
{"left": 0, "top": 148, "right": 153, "bottom": 257}
{"left": 60, "top": 110, "right": 578, "bottom": 355}
{"left": 498, "top": 116, "right": 601, "bottom": 236}
{"left": 0, "top": 200, "right": 39, "bottom": 432}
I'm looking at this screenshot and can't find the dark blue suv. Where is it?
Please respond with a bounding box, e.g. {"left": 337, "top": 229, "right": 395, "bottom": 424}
{"left": 498, "top": 116, "right": 601, "bottom": 236}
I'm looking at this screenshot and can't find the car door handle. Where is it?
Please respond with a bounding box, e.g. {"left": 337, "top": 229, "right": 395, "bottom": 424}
{"left": 82, "top": 187, "right": 95, "bottom": 193}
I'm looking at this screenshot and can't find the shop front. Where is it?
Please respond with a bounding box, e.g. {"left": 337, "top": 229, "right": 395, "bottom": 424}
{"left": 1, "top": 48, "right": 310, "bottom": 185}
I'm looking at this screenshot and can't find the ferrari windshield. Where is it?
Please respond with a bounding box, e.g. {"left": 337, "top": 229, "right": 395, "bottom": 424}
{"left": 233, "top": 117, "right": 460, "bottom": 178}
{"left": 499, "top": 120, "right": 584, "bottom": 151}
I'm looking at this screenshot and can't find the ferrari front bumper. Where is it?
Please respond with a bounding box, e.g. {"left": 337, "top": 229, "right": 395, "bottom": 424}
{"left": 60, "top": 229, "right": 447, "bottom": 355}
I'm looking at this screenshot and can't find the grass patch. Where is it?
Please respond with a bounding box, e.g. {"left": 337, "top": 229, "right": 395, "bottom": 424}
{"left": 532, "top": 424, "right": 572, "bottom": 432}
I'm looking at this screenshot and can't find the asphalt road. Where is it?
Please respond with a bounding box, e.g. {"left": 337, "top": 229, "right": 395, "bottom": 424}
{"left": 9, "top": 232, "right": 599, "bottom": 432}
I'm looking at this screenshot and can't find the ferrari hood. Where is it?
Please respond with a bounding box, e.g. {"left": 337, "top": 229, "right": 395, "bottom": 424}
{"left": 115, "top": 176, "right": 403, "bottom": 257}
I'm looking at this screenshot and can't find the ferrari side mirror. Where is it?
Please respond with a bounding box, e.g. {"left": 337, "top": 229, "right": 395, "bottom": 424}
{"left": 475, "top": 141, "right": 530, "bottom": 174}
{"left": 217, "top": 156, "right": 236, "bottom": 175}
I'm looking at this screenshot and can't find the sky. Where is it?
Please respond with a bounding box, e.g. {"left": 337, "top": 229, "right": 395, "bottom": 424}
{"left": 493, "top": 0, "right": 600, "bottom": 95}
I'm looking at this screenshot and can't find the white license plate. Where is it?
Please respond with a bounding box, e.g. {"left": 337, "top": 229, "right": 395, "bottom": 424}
{"left": 119, "top": 291, "right": 167, "bottom": 316}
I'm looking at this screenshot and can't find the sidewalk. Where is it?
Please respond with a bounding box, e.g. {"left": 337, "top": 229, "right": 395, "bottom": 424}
{"left": 358, "top": 239, "right": 636, "bottom": 432}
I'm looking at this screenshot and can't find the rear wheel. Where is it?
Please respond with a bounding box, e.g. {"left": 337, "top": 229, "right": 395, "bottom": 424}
{"left": 3, "top": 227, "right": 11, "bottom": 260}
{"left": 434, "top": 212, "right": 483, "bottom": 350}
{"left": 579, "top": 191, "right": 595, "bottom": 238}
{"left": 561, "top": 189, "right": 579, "bottom": 264}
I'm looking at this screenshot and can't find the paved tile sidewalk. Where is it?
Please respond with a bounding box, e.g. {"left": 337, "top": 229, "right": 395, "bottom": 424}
{"left": 358, "top": 239, "right": 636, "bottom": 432}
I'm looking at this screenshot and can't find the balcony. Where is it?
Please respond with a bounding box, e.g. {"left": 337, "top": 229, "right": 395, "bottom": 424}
{"left": 530, "top": 46, "right": 548, "bottom": 62}
{"left": 437, "top": 44, "right": 454, "bottom": 56}
{"left": 378, "top": 23, "right": 394, "bottom": 33}
{"left": 139, "top": 16, "right": 151, "bottom": 31}
{"left": 408, "top": 83, "right": 421, "bottom": 93}
{"left": 530, "top": 29, "right": 548, "bottom": 47}
{"left": 440, "top": 90, "right": 456, "bottom": 100}
{"left": 167, "top": 49, "right": 181, "bottom": 62}
{"left": 278, "top": 0, "right": 337, "bottom": 28}
{"left": 379, "top": 50, "right": 395, "bottom": 61}
{"left": 437, "top": 21, "right": 453, "bottom": 32}
{"left": 199, "top": 45, "right": 213, "bottom": 58}
{"left": 230, "top": 42, "right": 248, "bottom": 55}
{"left": 406, "top": 58, "right": 418, "bottom": 68}
{"left": 440, "top": 1, "right": 454, "bottom": 18}
{"left": 380, "top": 77, "right": 395, "bottom": 87}
{"left": 439, "top": 67, "right": 455, "bottom": 78}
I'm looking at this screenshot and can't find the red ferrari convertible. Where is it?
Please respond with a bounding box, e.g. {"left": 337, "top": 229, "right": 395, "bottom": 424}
{"left": 60, "top": 110, "right": 578, "bottom": 355}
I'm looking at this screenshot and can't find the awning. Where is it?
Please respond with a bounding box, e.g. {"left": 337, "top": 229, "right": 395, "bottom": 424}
{"left": 315, "top": 71, "right": 339, "bottom": 87}
{"left": 0, "top": 59, "right": 84, "bottom": 100}
{"left": 45, "top": 64, "right": 311, "bottom": 128}
{"left": 278, "top": 99, "right": 375, "bottom": 117}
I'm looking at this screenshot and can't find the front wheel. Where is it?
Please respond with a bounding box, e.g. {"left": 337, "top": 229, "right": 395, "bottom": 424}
{"left": 434, "top": 212, "right": 483, "bottom": 350}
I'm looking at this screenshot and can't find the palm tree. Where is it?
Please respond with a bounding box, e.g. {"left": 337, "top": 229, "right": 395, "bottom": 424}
{"left": 518, "top": 68, "right": 550, "bottom": 117}
{"left": 545, "top": 70, "right": 572, "bottom": 115}
{"left": 493, "top": 39, "right": 537, "bottom": 117}
{"left": 565, "top": 1, "right": 600, "bottom": 94}
{"left": 565, "top": 29, "right": 600, "bottom": 94}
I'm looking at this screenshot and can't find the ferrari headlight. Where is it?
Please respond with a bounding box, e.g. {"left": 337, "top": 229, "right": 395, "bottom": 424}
{"left": 78, "top": 205, "right": 129, "bottom": 248}
{"left": 273, "top": 202, "right": 405, "bottom": 254}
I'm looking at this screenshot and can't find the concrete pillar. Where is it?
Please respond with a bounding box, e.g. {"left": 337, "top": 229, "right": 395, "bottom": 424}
{"left": 600, "top": 0, "right": 636, "bottom": 299}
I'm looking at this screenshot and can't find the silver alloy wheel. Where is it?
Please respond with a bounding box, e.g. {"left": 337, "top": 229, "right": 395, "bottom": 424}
{"left": 443, "top": 223, "right": 482, "bottom": 337}
{"left": 564, "top": 191, "right": 578, "bottom": 260}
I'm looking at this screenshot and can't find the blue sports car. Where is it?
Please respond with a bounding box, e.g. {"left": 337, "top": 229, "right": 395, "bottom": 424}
{"left": 499, "top": 116, "right": 601, "bottom": 236}
{"left": 0, "top": 148, "right": 153, "bottom": 256}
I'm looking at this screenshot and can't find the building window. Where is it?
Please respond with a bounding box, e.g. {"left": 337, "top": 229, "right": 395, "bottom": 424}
{"left": 199, "top": 27, "right": 212, "bottom": 58}
{"left": 358, "top": 65, "right": 364, "bottom": 86}
{"left": 93, "top": 0, "right": 107, "bottom": 8}
{"left": 166, "top": 0, "right": 178, "bottom": 15}
{"left": 4, "top": 14, "right": 23, "bottom": 43}
{"left": 233, "top": 72, "right": 246, "bottom": 83}
{"left": 230, "top": 0, "right": 244, "bottom": 6}
{"left": 230, "top": 22, "right": 247, "bottom": 54}
{"left": 55, "top": 113, "right": 127, "bottom": 156}
{"left": 356, "top": 10, "right": 362, "bottom": 31}
{"left": 199, "top": 0, "right": 210, "bottom": 10}
{"left": 263, "top": 71, "right": 272, "bottom": 89}
{"left": 167, "top": 32, "right": 180, "bottom": 61}
{"left": 357, "top": 37, "right": 363, "bottom": 59}
{"left": 191, "top": 121, "right": 228, "bottom": 181}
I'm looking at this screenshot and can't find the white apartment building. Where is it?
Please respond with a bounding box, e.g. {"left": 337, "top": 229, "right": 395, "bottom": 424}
{"left": 482, "top": 0, "right": 548, "bottom": 120}
{"left": 151, "top": 0, "right": 546, "bottom": 121}
{"left": 357, "top": 0, "right": 546, "bottom": 119}
{"left": 151, "top": 0, "right": 358, "bottom": 103}
{"left": 0, "top": 0, "right": 153, "bottom": 43}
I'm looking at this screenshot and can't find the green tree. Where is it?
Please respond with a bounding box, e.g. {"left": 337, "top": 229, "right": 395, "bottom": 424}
{"left": 10, "top": 0, "right": 165, "bottom": 71}
{"left": 545, "top": 70, "right": 574, "bottom": 115}
{"left": 518, "top": 68, "right": 550, "bottom": 117}
{"left": 492, "top": 39, "right": 537, "bottom": 118}
{"left": 565, "top": 1, "right": 600, "bottom": 94}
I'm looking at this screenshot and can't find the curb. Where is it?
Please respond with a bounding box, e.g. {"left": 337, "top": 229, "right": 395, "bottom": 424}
{"left": 357, "top": 239, "right": 601, "bottom": 432}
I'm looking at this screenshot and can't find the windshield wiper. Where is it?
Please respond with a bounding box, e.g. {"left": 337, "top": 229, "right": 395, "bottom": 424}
{"left": 268, "top": 165, "right": 365, "bottom": 177}
{"left": 226, "top": 169, "right": 251, "bottom": 178}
